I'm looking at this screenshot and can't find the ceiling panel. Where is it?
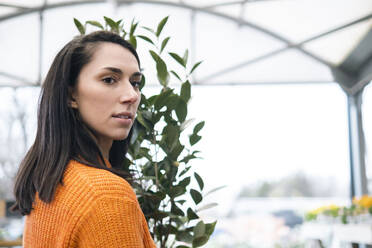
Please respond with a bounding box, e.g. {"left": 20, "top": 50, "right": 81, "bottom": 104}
{"left": 243, "top": 0, "right": 372, "bottom": 43}
{"left": 304, "top": 20, "right": 372, "bottom": 66}
{"left": 0, "top": 0, "right": 371, "bottom": 87}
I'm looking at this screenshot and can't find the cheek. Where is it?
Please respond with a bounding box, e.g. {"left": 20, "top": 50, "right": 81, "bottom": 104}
{"left": 135, "top": 93, "right": 141, "bottom": 109}
{"left": 76, "top": 87, "right": 113, "bottom": 125}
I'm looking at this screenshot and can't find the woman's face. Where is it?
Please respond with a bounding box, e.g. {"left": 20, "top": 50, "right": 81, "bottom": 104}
{"left": 71, "top": 42, "right": 141, "bottom": 148}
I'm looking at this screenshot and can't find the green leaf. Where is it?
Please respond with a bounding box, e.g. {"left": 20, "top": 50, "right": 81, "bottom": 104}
{"left": 170, "top": 185, "right": 186, "bottom": 198}
{"left": 137, "top": 35, "right": 154, "bottom": 45}
{"left": 180, "top": 154, "right": 197, "bottom": 164}
{"left": 176, "top": 246, "right": 190, "bottom": 248}
{"left": 178, "top": 176, "right": 191, "bottom": 187}
{"left": 176, "top": 231, "right": 193, "bottom": 243}
{"left": 192, "top": 235, "right": 208, "bottom": 248}
{"left": 132, "top": 140, "right": 141, "bottom": 157}
{"left": 130, "top": 122, "right": 139, "bottom": 145}
{"left": 193, "top": 121, "right": 205, "bottom": 135}
{"left": 151, "top": 211, "right": 169, "bottom": 220}
{"left": 141, "top": 110, "right": 152, "bottom": 121}
{"left": 183, "top": 49, "right": 189, "bottom": 65}
{"left": 169, "top": 52, "right": 186, "bottom": 67}
{"left": 161, "top": 37, "right": 170, "bottom": 53}
{"left": 170, "top": 70, "right": 182, "bottom": 81}
{"left": 180, "top": 118, "right": 195, "bottom": 132}
{"left": 118, "top": 22, "right": 124, "bottom": 33}
{"left": 121, "top": 30, "right": 127, "bottom": 40}
{"left": 156, "top": 16, "right": 169, "bottom": 37}
{"left": 138, "top": 148, "right": 152, "bottom": 161}
{"left": 129, "top": 35, "right": 137, "bottom": 49}
{"left": 136, "top": 111, "right": 151, "bottom": 130}
{"left": 139, "top": 74, "right": 145, "bottom": 90}
{"left": 154, "top": 88, "right": 173, "bottom": 110}
{"left": 197, "top": 203, "right": 218, "bottom": 212}
{"left": 190, "top": 61, "right": 203, "bottom": 74}
{"left": 190, "top": 189, "right": 202, "bottom": 205}
{"left": 116, "top": 19, "right": 122, "bottom": 26}
{"left": 187, "top": 208, "right": 199, "bottom": 220}
{"left": 104, "top": 16, "right": 118, "bottom": 33}
{"left": 179, "top": 166, "right": 191, "bottom": 177}
{"left": 162, "top": 124, "right": 180, "bottom": 150}
{"left": 130, "top": 19, "right": 138, "bottom": 36}
{"left": 181, "top": 81, "right": 191, "bottom": 103}
{"left": 149, "top": 50, "right": 169, "bottom": 86}
{"left": 177, "top": 200, "right": 187, "bottom": 205}
{"left": 176, "top": 99, "right": 187, "bottom": 123}
{"left": 73, "top": 18, "right": 85, "bottom": 35}
{"left": 165, "top": 94, "right": 179, "bottom": 110}
{"left": 193, "top": 221, "right": 205, "bottom": 237}
{"left": 171, "top": 202, "right": 185, "bottom": 216}
{"left": 142, "top": 26, "right": 155, "bottom": 34}
{"left": 204, "top": 185, "right": 227, "bottom": 197}
{"left": 86, "top": 20, "right": 104, "bottom": 30}
{"left": 189, "top": 134, "right": 201, "bottom": 146}
{"left": 194, "top": 172, "right": 204, "bottom": 191}
{"left": 147, "top": 95, "right": 157, "bottom": 106}
{"left": 170, "top": 142, "right": 184, "bottom": 161}
{"left": 205, "top": 221, "right": 217, "bottom": 236}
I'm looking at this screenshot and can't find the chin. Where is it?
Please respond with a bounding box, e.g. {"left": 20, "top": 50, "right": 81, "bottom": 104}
{"left": 112, "top": 132, "right": 130, "bottom": 141}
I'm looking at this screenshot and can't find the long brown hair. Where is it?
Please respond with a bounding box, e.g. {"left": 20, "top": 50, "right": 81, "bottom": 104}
{"left": 11, "top": 31, "right": 141, "bottom": 215}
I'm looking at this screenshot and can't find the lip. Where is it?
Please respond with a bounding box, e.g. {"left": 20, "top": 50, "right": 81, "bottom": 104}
{"left": 112, "top": 111, "right": 134, "bottom": 119}
{"left": 112, "top": 112, "right": 134, "bottom": 125}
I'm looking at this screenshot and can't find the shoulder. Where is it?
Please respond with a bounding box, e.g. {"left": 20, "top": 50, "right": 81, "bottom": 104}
{"left": 62, "top": 160, "right": 137, "bottom": 202}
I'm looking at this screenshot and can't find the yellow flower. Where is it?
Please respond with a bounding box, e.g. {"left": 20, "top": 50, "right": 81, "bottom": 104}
{"left": 308, "top": 204, "right": 340, "bottom": 215}
{"left": 354, "top": 195, "right": 372, "bottom": 208}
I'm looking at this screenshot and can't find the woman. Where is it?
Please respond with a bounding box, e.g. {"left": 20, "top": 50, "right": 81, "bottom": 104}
{"left": 11, "top": 30, "right": 156, "bottom": 248}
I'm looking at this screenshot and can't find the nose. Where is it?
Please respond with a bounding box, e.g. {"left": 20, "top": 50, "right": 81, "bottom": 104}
{"left": 119, "top": 80, "right": 139, "bottom": 104}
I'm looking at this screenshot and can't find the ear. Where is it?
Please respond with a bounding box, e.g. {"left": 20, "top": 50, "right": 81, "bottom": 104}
{"left": 68, "top": 87, "right": 78, "bottom": 109}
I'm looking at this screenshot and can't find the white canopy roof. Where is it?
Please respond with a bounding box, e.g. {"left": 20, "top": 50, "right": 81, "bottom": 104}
{"left": 0, "top": 0, "right": 371, "bottom": 93}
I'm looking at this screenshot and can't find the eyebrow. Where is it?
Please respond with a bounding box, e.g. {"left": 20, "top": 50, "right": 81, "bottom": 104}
{"left": 102, "top": 67, "right": 143, "bottom": 77}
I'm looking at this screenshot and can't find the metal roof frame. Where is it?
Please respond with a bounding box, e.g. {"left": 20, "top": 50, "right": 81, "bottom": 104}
{"left": 0, "top": 0, "right": 371, "bottom": 89}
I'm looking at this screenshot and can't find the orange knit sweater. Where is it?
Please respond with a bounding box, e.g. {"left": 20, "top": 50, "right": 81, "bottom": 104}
{"left": 23, "top": 160, "right": 156, "bottom": 248}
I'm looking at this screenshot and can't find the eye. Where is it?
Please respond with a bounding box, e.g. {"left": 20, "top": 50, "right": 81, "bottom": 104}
{"left": 102, "top": 76, "right": 117, "bottom": 84}
{"left": 131, "top": 81, "right": 141, "bottom": 89}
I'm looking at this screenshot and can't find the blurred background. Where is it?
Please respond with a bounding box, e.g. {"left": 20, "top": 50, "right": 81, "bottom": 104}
{"left": 0, "top": 0, "right": 372, "bottom": 247}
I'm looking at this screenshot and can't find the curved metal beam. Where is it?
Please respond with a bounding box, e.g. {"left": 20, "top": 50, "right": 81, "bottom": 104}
{"left": 0, "top": 71, "right": 35, "bottom": 86}
{"left": 201, "top": 0, "right": 288, "bottom": 9}
{"left": 0, "top": 4, "right": 31, "bottom": 10}
{"left": 0, "top": 0, "right": 370, "bottom": 81}
{"left": 0, "top": 0, "right": 324, "bottom": 63}
{"left": 200, "top": 14, "right": 372, "bottom": 82}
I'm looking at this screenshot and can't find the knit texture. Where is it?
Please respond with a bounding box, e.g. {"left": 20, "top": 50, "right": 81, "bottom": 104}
{"left": 23, "top": 160, "right": 156, "bottom": 248}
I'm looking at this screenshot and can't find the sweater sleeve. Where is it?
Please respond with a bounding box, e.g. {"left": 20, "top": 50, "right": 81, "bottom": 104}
{"left": 75, "top": 195, "right": 155, "bottom": 248}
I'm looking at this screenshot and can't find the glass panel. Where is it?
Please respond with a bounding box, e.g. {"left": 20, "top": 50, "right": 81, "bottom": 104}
{"left": 362, "top": 82, "right": 372, "bottom": 193}
{"left": 213, "top": 4, "right": 242, "bottom": 19}
{"left": 0, "top": 14, "right": 39, "bottom": 84}
{"left": 199, "top": 49, "right": 333, "bottom": 84}
{"left": 186, "top": 83, "right": 350, "bottom": 246}
{"left": 194, "top": 12, "right": 285, "bottom": 82}
{"left": 304, "top": 19, "right": 372, "bottom": 66}
{"left": 243, "top": 0, "right": 372, "bottom": 43}
{"left": 41, "top": 3, "right": 113, "bottom": 77}
{"left": 0, "top": 6, "right": 17, "bottom": 16}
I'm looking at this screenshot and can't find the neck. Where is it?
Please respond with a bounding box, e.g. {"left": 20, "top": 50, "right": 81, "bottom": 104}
{"left": 96, "top": 137, "right": 113, "bottom": 161}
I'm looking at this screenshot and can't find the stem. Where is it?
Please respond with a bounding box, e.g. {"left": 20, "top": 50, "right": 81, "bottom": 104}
{"left": 152, "top": 131, "right": 160, "bottom": 189}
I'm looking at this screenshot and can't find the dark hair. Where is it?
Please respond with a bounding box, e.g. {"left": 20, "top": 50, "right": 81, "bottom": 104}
{"left": 11, "top": 31, "right": 141, "bottom": 215}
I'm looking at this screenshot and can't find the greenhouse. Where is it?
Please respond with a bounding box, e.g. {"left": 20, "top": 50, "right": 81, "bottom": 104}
{"left": 0, "top": 0, "right": 372, "bottom": 247}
